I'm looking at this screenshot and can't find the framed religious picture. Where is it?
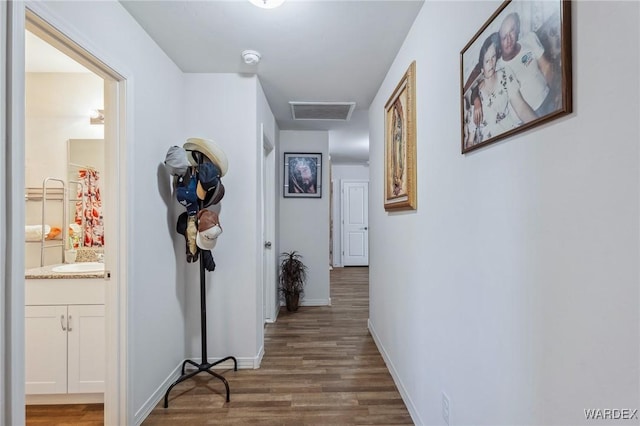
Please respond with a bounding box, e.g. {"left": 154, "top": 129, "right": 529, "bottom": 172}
{"left": 384, "top": 61, "right": 417, "bottom": 211}
{"left": 460, "top": 0, "right": 572, "bottom": 153}
{"left": 283, "top": 153, "right": 322, "bottom": 198}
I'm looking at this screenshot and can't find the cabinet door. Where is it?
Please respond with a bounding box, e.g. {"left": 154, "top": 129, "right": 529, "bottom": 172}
{"left": 67, "top": 304, "right": 105, "bottom": 393}
{"left": 25, "top": 305, "right": 68, "bottom": 394}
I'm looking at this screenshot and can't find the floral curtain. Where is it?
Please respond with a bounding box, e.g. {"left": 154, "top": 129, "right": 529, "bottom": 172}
{"left": 75, "top": 168, "right": 105, "bottom": 247}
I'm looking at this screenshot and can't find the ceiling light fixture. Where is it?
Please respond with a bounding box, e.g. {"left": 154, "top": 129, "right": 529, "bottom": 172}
{"left": 241, "top": 50, "right": 261, "bottom": 65}
{"left": 248, "top": 0, "right": 285, "bottom": 9}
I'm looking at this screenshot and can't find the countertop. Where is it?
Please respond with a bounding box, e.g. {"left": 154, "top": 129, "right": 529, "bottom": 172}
{"left": 25, "top": 263, "right": 105, "bottom": 279}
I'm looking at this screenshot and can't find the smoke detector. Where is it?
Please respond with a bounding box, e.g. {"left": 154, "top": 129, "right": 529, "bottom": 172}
{"left": 242, "top": 50, "right": 261, "bottom": 65}
{"left": 249, "top": 0, "right": 285, "bottom": 8}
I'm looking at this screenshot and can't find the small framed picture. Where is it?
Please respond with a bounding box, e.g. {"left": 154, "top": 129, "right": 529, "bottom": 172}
{"left": 283, "top": 153, "right": 322, "bottom": 198}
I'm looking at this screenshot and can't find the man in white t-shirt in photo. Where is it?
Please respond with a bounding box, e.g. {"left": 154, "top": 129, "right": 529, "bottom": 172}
{"left": 497, "top": 12, "right": 556, "bottom": 117}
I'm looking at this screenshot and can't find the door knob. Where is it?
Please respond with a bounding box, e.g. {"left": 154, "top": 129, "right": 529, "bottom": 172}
{"left": 363, "top": 227, "right": 368, "bottom": 230}
{"left": 264, "top": 241, "right": 272, "bottom": 248}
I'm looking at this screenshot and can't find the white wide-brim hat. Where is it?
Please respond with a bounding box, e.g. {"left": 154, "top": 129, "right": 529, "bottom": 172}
{"left": 183, "top": 137, "right": 228, "bottom": 177}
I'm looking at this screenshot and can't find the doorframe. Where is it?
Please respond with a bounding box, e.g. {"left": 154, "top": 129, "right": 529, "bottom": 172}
{"left": 0, "top": 0, "right": 5, "bottom": 420}
{"left": 261, "top": 124, "right": 277, "bottom": 324}
{"left": 3, "top": 3, "right": 25, "bottom": 424}
{"left": 4, "top": 3, "right": 130, "bottom": 425}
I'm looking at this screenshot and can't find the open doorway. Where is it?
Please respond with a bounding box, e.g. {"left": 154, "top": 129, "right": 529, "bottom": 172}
{"left": 9, "top": 8, "right": 129, "bottom": 425}
{"left": 330, "top": 164, "right": 370, "bottom": 268}
{"left": 24, "top": 23, "right": 106, "bottom": 417}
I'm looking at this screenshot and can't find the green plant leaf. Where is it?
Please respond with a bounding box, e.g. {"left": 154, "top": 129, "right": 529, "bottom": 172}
{"left": 279, "top": 250, "right": 307, "bottom": 296}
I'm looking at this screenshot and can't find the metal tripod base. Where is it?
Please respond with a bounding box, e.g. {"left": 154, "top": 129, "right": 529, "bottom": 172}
{"left": 164, "top": 356, "right": 237, "bottom": 408}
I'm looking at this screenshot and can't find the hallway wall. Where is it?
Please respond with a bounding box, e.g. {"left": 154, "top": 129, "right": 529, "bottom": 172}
{"left": 182, "top": 73, "right": 264, "bottom": 365}
{"left": 328, "top": 109, "right": 369, "bottom": 164}
{"left": 368, "top": 1, "right": 639, "bottom": 425}
{"left": 279, "top": 130, "right": 330, "bottom": 306}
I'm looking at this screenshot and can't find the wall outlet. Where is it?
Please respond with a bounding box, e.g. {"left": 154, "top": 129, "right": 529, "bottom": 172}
{"left": 442, "top": 391, "right": 450, "bottom": 426}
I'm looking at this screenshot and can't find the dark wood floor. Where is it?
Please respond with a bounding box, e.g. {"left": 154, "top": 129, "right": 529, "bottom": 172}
{"left": 25, "top": 403, "right": 103, "bottom": 426}
{"left": 27, "top": 267, "right": 412, "bottom": 425}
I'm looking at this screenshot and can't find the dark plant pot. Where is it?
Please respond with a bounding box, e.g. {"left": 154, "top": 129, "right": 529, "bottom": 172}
{"left": 285, "top": 293, "right": 300, "bottom": 312}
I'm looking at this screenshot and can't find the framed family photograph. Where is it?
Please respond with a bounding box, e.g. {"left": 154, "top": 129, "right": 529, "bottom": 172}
{"left": 460, "top": 0, "right": 572, "bottom": 153}
{"left": 283, "top": 153, "right": 322, "bottom": 198}
{"left": 384, "top": 61, "right": 417, "bottom": 211}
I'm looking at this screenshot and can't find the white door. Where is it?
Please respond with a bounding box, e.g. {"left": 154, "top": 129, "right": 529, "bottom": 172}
{"left": 341, "top": 180, "right": 369, "bottom": 266}
{"left": 25, "top": 305, "right": 68, "bottom": 394}
{"left": 67, "top": 304, "right": 105, "bottom": 393}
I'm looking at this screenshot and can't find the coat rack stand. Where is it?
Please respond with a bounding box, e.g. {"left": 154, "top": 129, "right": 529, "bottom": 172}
{"left": 164, "top": 201, "right": 237, "bottom": 408}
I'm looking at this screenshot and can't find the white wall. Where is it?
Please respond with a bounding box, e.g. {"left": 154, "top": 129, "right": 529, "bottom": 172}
{"left": 279, "top": 131, "right": 330, "bottom": 305}
{"left": 257, "top": 80, "right": 277, "bottom": 148}
{"left": 25, "top": 72, "right": 103, "bottom": 267}
{"left": 18, "top": 1, "right": 188, "bottom": 422}
{"left": 331, "top": 164, "right": 369, "bottom": 267}
{"left": 331, "top": 164, "right": 370, "bottom": 181}
{"left": 328, "top": 109, "right": 369, "bottom": 164}
{"left": 25, "top": 73, "right": 103, "bottom": 187}
{"left": 368, "top": 1, "right": 639, "bottom": 425}
{"left": 1, "top": 2, "right": 9, "bottom": 422}
{"left": 182, "top": 73, "right": 261, "bottom": 364}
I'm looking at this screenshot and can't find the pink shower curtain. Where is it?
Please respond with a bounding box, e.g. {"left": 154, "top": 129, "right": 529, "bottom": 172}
{"left": 75, "top": 168, "right": 105, "bottom": 247}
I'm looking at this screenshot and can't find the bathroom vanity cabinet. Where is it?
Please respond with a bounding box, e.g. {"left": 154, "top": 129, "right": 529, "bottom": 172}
{"left": 25, "top": 277, "right": 105, "bottom": 401}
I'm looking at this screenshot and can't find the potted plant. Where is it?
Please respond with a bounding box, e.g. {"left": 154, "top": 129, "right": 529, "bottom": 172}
{"left": 279, "top": 251, "right": 307, "bottom": 312}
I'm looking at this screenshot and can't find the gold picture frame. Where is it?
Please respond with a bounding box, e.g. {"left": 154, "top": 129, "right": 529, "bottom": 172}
{"left": 384, "top": 61, "right": 417, "bottom": 211}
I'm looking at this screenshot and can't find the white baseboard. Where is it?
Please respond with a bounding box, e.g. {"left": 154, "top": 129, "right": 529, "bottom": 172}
{"left": 254, "top": 345, "right": 264, "bottom": 369}
{"left": 26, "top": 393, "right": 103, "bottom": 405}
{"left": 368, "top": 319, "right": 423, "bottom": 426}
{"left": 134, "top": 362, "right": 181, "bottom": 425}
{"left": 134, "top": 354, "right": 261, "bottom": 425}
{"left": 279, "top": 298, "right": 331, "bottom": 307}
{"left": 302, "top": 298, "right": 331, "bottom": 306}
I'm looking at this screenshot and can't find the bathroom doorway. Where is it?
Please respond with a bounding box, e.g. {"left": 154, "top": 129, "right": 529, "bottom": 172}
{"left": 12, "top": 7, "right": 129, "bottom": 425}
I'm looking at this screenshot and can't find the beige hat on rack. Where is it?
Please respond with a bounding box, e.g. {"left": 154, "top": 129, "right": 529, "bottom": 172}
{"left": 196, "top": 209, "right": 222, "bottom": 250}
{"left": 183, "top": 137, "right": 228, "bottom": 177}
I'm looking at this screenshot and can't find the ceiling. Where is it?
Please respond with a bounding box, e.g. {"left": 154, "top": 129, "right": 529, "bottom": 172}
{"left": 27, "top": 0, "right": 424, "bottom": 164}
{"left": 119, "top": 0, "right": 424, "bottom": 139}
{"left": 25, "top": 30, "right": 92, "bottom": 73}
